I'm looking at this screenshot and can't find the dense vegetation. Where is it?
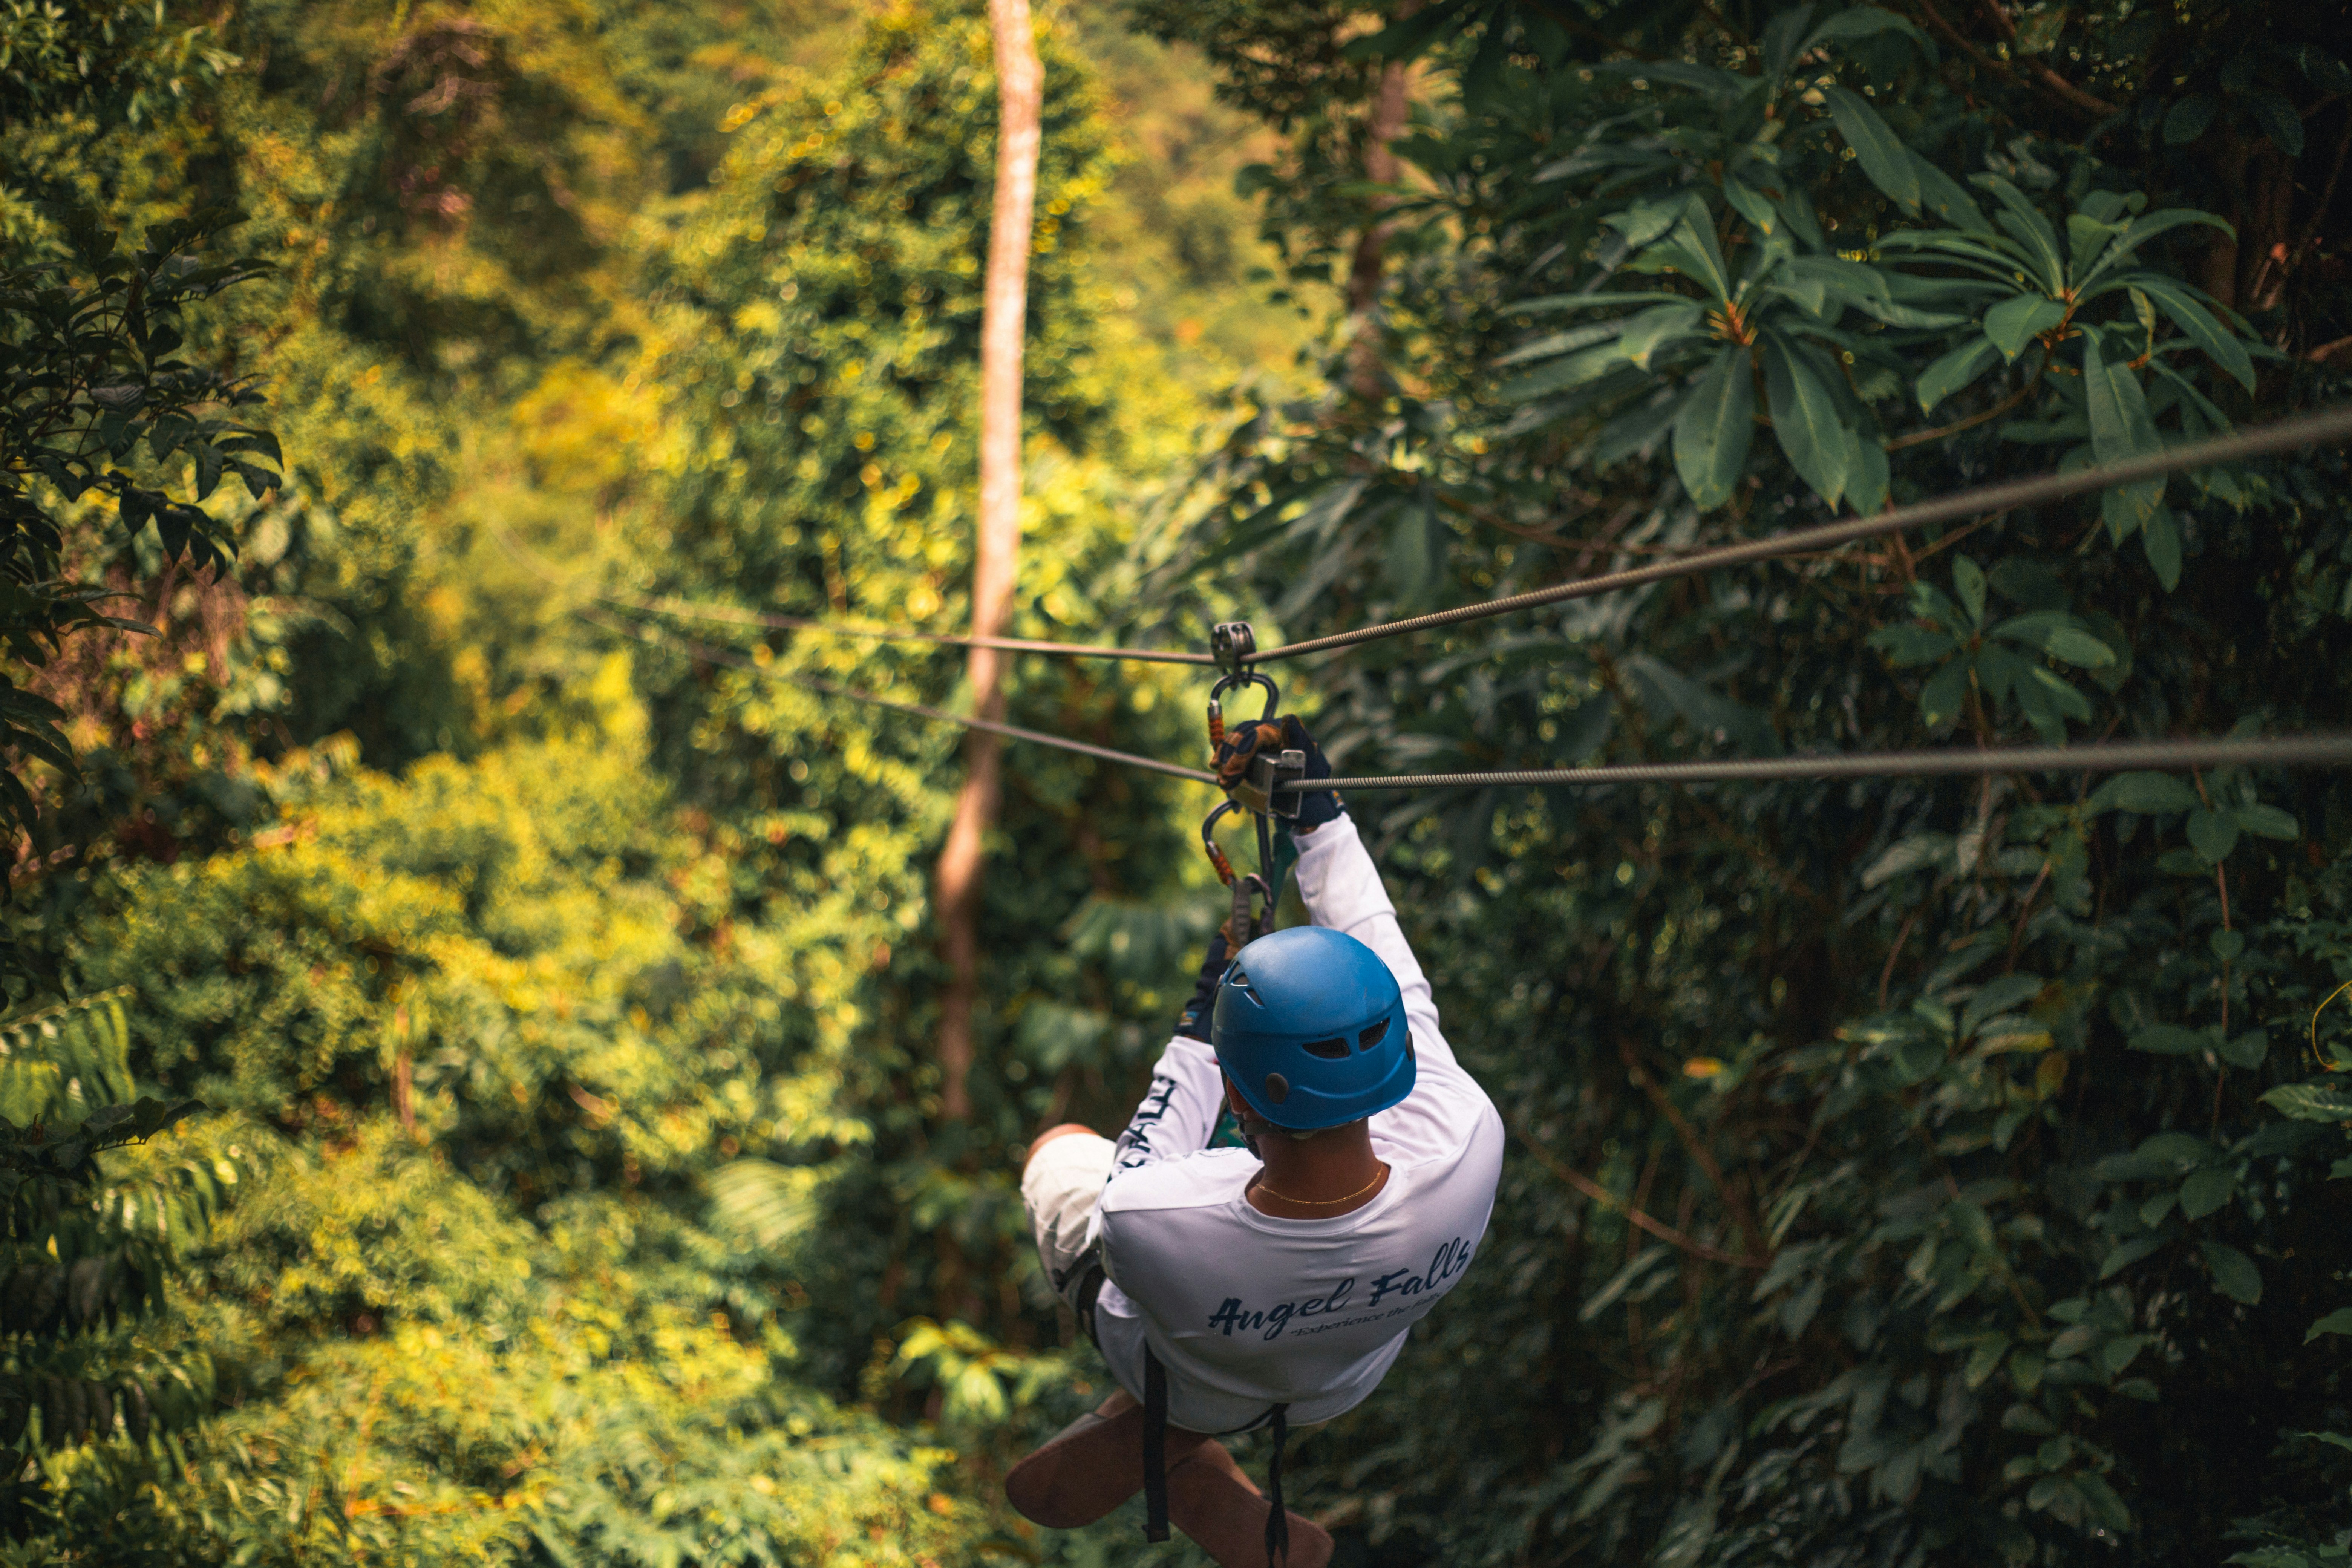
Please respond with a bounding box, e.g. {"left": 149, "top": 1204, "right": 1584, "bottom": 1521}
{"left": 3, "top": 0, "right": 2352, "bottom": 1565}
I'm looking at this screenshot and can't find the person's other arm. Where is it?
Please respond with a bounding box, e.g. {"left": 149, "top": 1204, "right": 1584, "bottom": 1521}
{"left": 1109, "top": 930, "right": 1233, "bottom": 1172}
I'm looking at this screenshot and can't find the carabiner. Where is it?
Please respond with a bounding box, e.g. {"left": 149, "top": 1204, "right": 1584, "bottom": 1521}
{"left": 1230, "top": 870, "right": 1274, "bottom": 949}
{"left": 1201, "top": 796, "right": 1279, "bottom": 943}
{"left": 1200, "top": 798, "right": 1240, "bottom": 887}
{"left": 1205, "top": 669, "right": 1279, "bottom": 759}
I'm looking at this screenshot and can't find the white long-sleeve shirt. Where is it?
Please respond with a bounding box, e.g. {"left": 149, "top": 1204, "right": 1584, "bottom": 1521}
{"left": 1090, "top": 815, "right": 1506, "bottom": 1434}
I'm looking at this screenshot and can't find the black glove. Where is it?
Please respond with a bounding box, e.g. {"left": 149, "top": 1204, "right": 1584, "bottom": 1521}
{"left": 1174, "top": 928, "right": 1231, "bottom": 1043}
{"left": 1211, "top": 712, "right": 1344, "bottom": 832}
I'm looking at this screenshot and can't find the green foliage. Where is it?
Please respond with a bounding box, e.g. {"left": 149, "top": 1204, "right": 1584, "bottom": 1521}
{"left": 0, "top": 1, "right": 237, "bottom": 127}
{"left": 0, "top": 205, "right": 279, "bottom": 900}
{"left": 0, "top": 989, "right": 225, "bottom": 1544}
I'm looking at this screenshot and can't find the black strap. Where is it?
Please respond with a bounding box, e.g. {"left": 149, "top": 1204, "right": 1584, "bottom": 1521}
{"left": 1142, "top": 1347, "right": 1169, "bottom": 1542}
{"left": 1264, "top": 1403, "right": 1292, "bottom": 1564}
{"left": 1070, "top": 1260, "right": 1106, "bottom": 1350}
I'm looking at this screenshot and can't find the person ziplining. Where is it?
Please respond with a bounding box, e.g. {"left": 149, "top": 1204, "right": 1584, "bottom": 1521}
{"left": 1006, "top": 710, "right": 1505, "bottom": 1567}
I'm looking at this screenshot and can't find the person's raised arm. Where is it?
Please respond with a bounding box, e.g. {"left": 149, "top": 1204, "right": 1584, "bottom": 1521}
{"left": 1110, "top": 928, "right": 1233, "bottom": 1171}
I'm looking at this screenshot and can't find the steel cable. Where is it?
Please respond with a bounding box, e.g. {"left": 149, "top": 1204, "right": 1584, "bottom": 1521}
{"left": 1249, "top": 405, "right": 2352, "bottom": 663}
{"left": 1282, "top": 734, "right": 2352, "bottom": 792}
{"left": 498, "top": 525, "right": 1211, "bottom": 665}
{"left": 585, "top": 608, "right": 1219, "bottom": 785}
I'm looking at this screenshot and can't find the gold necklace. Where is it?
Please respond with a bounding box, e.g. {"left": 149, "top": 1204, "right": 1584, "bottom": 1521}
{"left": 1253, "top": 1163, "right": 1389, "bottom": 1208}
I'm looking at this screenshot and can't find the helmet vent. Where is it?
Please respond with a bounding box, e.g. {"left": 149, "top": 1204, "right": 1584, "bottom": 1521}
{"left": 1264, "top": 1072, "right": 1290, "bottom": 1104}
{"left": 1227, "top": 967, "right": 1263, "bottom": 1006}
{"left": 1299, "top": 1037, "right": 1348, "bottom": 1060}
{"left": 1358, "top": 1018, "right": 1389, "bottom": 1051}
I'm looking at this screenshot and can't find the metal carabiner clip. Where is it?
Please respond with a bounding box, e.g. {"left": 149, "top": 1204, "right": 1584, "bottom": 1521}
{"left": 1200, "top": 798, "right": 1242, "bottom": 887}
{"left": 1205, "top": 669, "right": 1279, "bottom": 752}
{"left": 1199, "top": 801, "right": 1277, "bottom": 945}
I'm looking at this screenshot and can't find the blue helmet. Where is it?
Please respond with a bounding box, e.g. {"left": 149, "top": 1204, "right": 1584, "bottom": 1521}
{"left": 1211, "top": 926, "right": 1415, "bottom": 1129}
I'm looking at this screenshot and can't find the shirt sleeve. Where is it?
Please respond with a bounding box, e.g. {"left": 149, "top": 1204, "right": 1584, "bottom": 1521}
{"left": 1292, "top": 815, "right": 1453, "bottom": 1070}
{"left": 1111, "top": 1032, "right": 1226, "bottom": 1173}
{"left": 1292, "top": 814, "right": 1498, "bottom": 1166}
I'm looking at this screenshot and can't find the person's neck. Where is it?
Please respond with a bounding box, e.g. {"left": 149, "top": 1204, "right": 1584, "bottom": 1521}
{"left": 1247, "top": 1123, "right": 1387, "bottom": 1218}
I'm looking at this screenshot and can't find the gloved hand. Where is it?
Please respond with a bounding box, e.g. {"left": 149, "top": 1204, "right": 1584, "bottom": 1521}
{"left": 1212, "top": 712, "right": 1344, "bottom": 832}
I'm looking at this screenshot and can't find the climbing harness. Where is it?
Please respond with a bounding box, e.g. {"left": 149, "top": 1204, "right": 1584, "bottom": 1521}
{"left": 1139, "top": 1344, "right": 1295, "bottom": 1564}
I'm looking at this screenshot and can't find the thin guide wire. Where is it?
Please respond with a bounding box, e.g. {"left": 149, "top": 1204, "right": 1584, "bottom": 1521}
{"left": 588, "top": 609, "right": 1219, "bottom": 785}
{"left": 497, "top": 525, "right": 1211, "bottom": 666}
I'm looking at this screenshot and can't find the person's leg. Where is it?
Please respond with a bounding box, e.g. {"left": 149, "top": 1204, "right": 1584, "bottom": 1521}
{"left": 1003, "top": 1388, "right": 1215, "bottom": 1527}
{"left": 1028, "top": 1122, "right": 1096, "bottom": 1163}
{"left": 1018, "top": 1124, "right": 1116, "bottom": 1309}
{"left": 1166, "top": 1441, "right": 1335, "bottom": 1568}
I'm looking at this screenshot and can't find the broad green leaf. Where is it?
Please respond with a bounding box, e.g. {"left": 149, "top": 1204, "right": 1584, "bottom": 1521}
{"left": 2250, "top": 92, "right": 2306, "bottom": 157}
{"left": 1619, "top": 301, "right": 1707, "bottom": 368}
{"left": 1800, "top": 6, "right": 1927, "bottom": 55}
{"left": 2067, "top": 214, "right": 2126, "bottom": 282}
{"left": 2020, "top": 663, "right": 2093, "bottom": 726}
{"left": 1822, "top": 88, "right": 1922, "bottom": 212}
{"left": 1782, "top": 257, "right": 1970, "bottom": 326}
{"left": 2075, "top": 209, "right": 2236, "bottom": 294}
{"left": 1952, "top": 556, "right": 1987, "bottom": 627}
{"left": 2187, "top": 808, "right": 2239, "bottom": 864}
{"left": 1919, "top": 657, "right": 1970, "bottom": 728}
{"left": 1493, "top": 320, "right": 1625, "bottom": 368}
{"left": 2082, "top": 330, "right": 2165, "bottom": 529}
{"left": 1917, "top": 336, "right": 2001, "bottom": 413}
{"left": 1608, "top": 193, "right": 1704, "bottom": 250}
{"left": 2201, "top": 1240, "right": 2262, "bottom": 1305}
{"left": 1962, "top": 972, "right": 2044, "bottom": 1032}
{"left": 1722, "top": 176, "right": 1779, "bottom": 238}
{"left": 2163, "top": 96, "right": 2216, "bottom": 145}
{"left": 1520, "top": 292, "right": 1692, "bottom": 314}
{"left": 2306, "top": 1308, "right": 2352, "bottom": 1342}
{"left": 2142, "top": 504, "right": 2182, "bottom": 589}
{"left": 1984, "top": 295, "right": 2066, "bottom": 361}
{"left": 2233, "top": 802, "right": 2299, "bottom": 839}
{"left": 1909, "top": 151, "right": 1986, "bottom": 231}
{"left": 2040, "top": 627, "right": 2116, "bottom": 667}
{"left": 1673, "top": 345, "right": 1757, "bottom": 511}
{"left": 1657, "top": 216, "right": 1735, "bottom": 303}
{"left": 1972, "top": 177, "right": 2067, "bottom": 292}
{"left": 1499, "top": 345, "right": 1633, "bottom": 402}
{"left": 1761, "top": 3, "right": 1818, "bottom": 82}
{"left": 2075, "top": 1472, "right": 2133, "bottom": 1533}
{"left": 2218, "top": 1029, "right": 2269, "bottom": 1069}
{"left": 2099, "top": 1233, "right": 2165, "bottom": 1278}
{"left": 2180, "top": 1166, "right": 2236, "bottom": 1220}
{"left": 2259, "top": 1083, "right": 2352, "bottom": 1121}
{"left": 2126, "top": 277, "right": 2257, "bottom": 392}
{"left": 1761, "top": 331, "right": 1853, "bottom": 506}
{"left": 1964, "top": 1333, "right": 2012, "bottom": 1388}
{"left": 1847, "top": 432, "right": 1890, "bottom": 513}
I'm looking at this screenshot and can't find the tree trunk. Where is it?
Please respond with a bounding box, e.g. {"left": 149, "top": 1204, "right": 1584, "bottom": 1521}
{"left": 1344, "top": 18, "right": 1416, "bottom": 401}
{"left": 933, "top": 0, "right": 1041, "bottom": 1124}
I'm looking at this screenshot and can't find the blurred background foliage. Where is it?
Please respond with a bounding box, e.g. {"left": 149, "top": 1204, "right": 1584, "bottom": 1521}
{"left": 5, "top": 0, "right": 2352, "bottom": 1563}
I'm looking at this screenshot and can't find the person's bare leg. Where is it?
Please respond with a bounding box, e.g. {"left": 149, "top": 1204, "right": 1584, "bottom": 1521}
{"left": 1166, "top": 1440, "right": 1335, "bottom": 1568}
{"left": 1003, "top": 1389, "right": 1216, "bottom": 1528}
